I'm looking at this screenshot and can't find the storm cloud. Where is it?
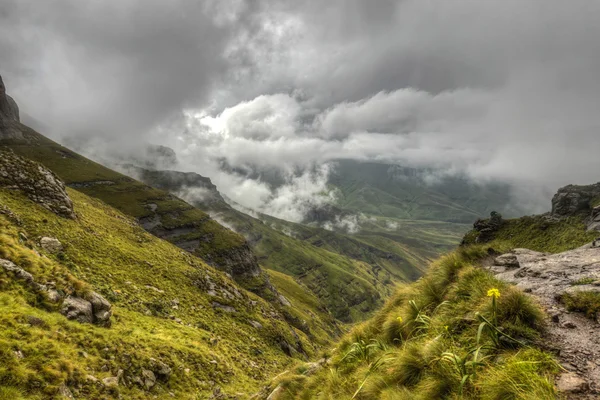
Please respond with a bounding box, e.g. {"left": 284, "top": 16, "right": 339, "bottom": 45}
{"left": 2, "top": 0, "right": 600, "bottom": 216}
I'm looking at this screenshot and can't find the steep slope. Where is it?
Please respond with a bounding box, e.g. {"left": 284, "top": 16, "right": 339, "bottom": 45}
{"left": 257, "top": 183, "right": 600, "bottom": 399}
{"left": 122, "top": 166, "right": 397, "bottom": 322}
{"left": 0, "top": 75, "right": 282, "bottom": 307}
{"left": 0, "top": 155, "right": 320, "bottom": 399}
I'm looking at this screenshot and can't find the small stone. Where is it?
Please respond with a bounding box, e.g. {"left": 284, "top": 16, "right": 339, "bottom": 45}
{"left": 57, "top": 383, "right": 74, "bottom": 399}
{"left": 142, "top": 369, "right": 156, "bottom": 389}
{"left": 556, "top": 372, "right": 588, "bottom": 393}
{"left": 85, "top": 375, "right": 99, "bottom": 383}
{"left": 40, "top": 237, "right": 63, "bottom": 253}
{"left": 102, "top": 376, "right": 119, "bottom": 388}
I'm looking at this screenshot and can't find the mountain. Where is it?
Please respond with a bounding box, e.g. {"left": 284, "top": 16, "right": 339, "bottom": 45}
{"left": 256, "top": 182, "right": 600, "bottom": 399}
{"left": 120, "top": 165, "right": 400, "bottom": 322}
{"left": 0, "top": 75, "right": 343, "bottom": 398}
{"left": 328, "top": 159, "right": 521, "bottom": 222}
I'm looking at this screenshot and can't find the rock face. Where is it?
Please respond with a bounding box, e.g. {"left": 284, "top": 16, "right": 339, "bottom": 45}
{"left": 0, "top": 74, "right": 26, "bottom": 141}
{"left": 487, "top": 246, "right": 600, "bottom": 396}
{"left": 552, "top": 183, "right": 600, "bottom": 217}
{"left": 0, "top": 150, "right": 76, "bottom": 219}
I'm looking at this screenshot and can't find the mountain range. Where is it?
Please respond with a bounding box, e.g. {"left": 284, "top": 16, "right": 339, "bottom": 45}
{"left": 2, "top": 74, "right": 600, "bottom": 399}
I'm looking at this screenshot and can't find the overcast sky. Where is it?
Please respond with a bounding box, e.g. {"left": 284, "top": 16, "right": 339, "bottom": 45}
{"left": 2, "top": 0, "right": 600, "bottom": 219}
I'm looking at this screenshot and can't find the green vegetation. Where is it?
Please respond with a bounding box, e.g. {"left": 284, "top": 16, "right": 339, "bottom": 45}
{"left": 463, "top": 215, "right": 597, "bottom": 254}
{"left": 262, "top": 245, "right": 560, "bottom": 399}
{"left": 2, "top": 130, "right": 283, "bottom": 304}
{"left": 0, "top": 188, "right": 323, "bottom": 399}
{"left": 561, "top": 291, "right": 600, "bottom": 319}
{"left": 571, "top": 277, "right": 596, "bottom": 286}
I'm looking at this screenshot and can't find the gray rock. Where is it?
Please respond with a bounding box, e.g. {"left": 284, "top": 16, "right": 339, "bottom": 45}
{"left": 211, "top": 302, "right": 236, "bottom": 313}
{"left": 150, "top": 358, "right": 172, "bottom": 379}
{"left": 249, "top": 320, "right": 263, "bottom": 329}
{"left": 0, "top": 258, "right": 34, "bottom": 284}
{"left": 46, "top": 289, "right": 62, "bottom": 303}
{"left": 142, "top": 369, "right": 156, "bottom": 389}
{"left": 40, "top": 237, "right": 63, "bottom": 254}
{"left": 61, "top": 296, "right": 93, "bottom": 324}
{"left": 278, "top": 294, "right": 292, "bottom": 307}
{"left": 556, "top": 372, "right": 589, "bottom": 393}
{"left": 57, "top": 383, "right": 74, "bottom": 399}
{"left": 0, "top": 150, "right": 76, "bottom": 219}
{"left": 102, "top": 376, "right": 119, "bottom": 388}
{"left": 87, "top": 291, "right": 113, "bottom": 327}
{"left": 494, "top": 253, "right": 520, "bottom": 268}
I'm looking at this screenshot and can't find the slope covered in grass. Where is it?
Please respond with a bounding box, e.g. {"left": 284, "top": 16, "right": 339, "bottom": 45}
{"left": 0, "top": 187, "right": 330, "bottom": 399}
{"left": 2, "top": 128, "right": 280, "bottom": 303}
{"left": 127, "top": 167, "right": 400, "bottom": 322}
{"left": 260, "top": 245, "right": 561, "bottom": 399}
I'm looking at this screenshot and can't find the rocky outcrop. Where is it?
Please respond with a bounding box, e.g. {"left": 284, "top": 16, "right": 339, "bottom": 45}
{"left": 487, "top": 247, "right": 600, "bottom": 397}
{"left": 552, "top": 183, "right": 600, "bottom": 217}
{"left": 465, "top": 211, "right": 504, "bottom": 244}
{"left": 0, "top": 150, "right": 75, "bottom": 219}
{"left": 0, "top": 75, "right": 27, "bottom": 142}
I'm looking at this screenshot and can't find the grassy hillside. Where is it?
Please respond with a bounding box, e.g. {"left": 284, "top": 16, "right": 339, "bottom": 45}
{"left": 0, "top": 186, "right": 334, "bottom": 399}
{"left": 128, "top": 167, "right": 426, "bottom": 322}
{"left": 1, "top": 126, "right": 285, "bottom": 305}
{"left": 258, "top": 195, "right": 600, "bottom": 399}
{"left": 258, "top": 244, "right": 560, "bottom": 399}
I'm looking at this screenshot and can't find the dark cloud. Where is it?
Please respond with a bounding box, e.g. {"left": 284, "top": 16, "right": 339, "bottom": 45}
{"left": 3, "top": 0, "right": 600, "bottom": 216}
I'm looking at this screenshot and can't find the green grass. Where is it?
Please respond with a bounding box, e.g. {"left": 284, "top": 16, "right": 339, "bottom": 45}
{"left": 0, "top": 188, "right": 319, "bottom": 399}
{"left": 261, "top": 245, "right": 560, "bottom": 400}
{"left": 561, "top": 291, "right": 600, "bottom": 319}
{"left": 571, "top": 277, "right": 596, "bottom": 286}
{"left": 3, "top": 131, "right": 283, "bottom": 304}
{"left": 463, "top": 215, "right": 597, "bottom": 254}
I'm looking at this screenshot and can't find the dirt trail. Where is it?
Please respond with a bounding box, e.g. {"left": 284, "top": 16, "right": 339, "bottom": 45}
{"left": 487, "top": 247, "right": 600, "bottom": 399}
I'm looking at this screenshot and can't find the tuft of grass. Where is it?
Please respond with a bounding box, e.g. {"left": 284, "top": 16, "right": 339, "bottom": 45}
{"left": 476, "top": 348, "right": 559, "bottom": 400}
{"left": 561, "top": 291, "right": 600, "bottom": 319}
{"left": 571, "top": 277, "right": 596, "bottom": 286}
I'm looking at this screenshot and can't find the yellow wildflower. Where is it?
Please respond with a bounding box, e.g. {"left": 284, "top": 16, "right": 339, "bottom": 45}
{"left": 487, "top": 288, "right": 501, "bottom": 298}
{"left": 396, "top": 316, "right": 403, "bottom": 324}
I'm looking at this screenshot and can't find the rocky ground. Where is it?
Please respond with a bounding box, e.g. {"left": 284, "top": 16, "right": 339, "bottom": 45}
{"left": 487, "top": 246, "right": 600, "bottom": 399}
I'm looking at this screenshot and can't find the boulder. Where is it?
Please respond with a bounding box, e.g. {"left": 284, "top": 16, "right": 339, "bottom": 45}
{"left": 87, "top": 291, "right": 113, "bottom": 327}
{"left": 61, "top": 296, "right": 93, "bottom": 324}
{"left": 142, "top": 369, "right": 156, "bottom": 389}
{"left": 40, "top": 237, "right": 63, "bottom": 254}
